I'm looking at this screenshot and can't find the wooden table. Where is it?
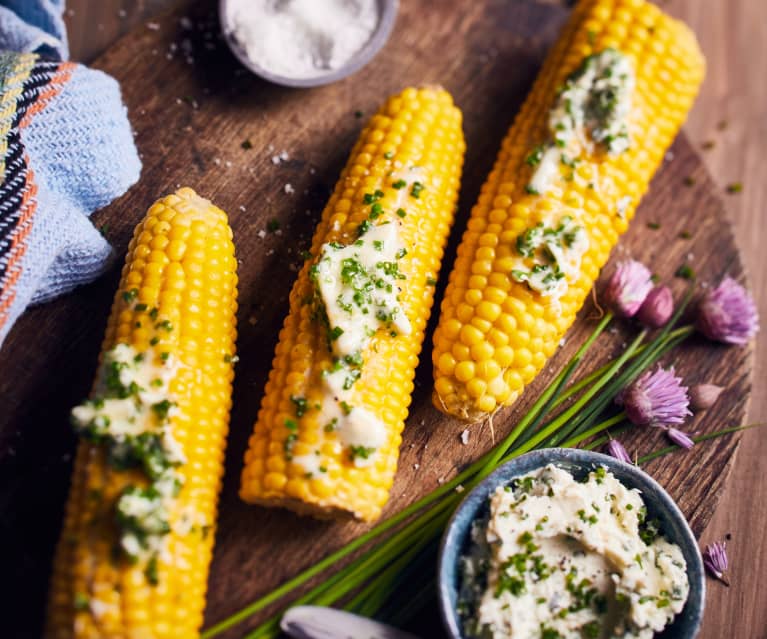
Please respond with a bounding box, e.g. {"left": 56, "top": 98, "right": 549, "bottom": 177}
{"left": 56, "top": 1, "right": 767, "bottom": 637}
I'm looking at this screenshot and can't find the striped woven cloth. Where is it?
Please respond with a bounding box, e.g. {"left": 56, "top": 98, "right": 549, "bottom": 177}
{"left": 0, "top": 1, "right": 141, "bottom": 345}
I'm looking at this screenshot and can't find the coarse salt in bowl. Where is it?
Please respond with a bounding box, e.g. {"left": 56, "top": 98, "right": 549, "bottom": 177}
{"left": 219, "top": 0, "right": 399, "bottom": 87}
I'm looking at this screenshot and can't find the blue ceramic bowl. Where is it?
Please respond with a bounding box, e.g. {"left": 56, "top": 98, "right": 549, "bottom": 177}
{"left": 438, "top": 448, "right": 704, "bottom": 639}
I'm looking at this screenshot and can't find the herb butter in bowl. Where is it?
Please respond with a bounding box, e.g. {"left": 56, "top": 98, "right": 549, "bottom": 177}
{"left": 438, "top": 449, "right": 704, "bottom": 639}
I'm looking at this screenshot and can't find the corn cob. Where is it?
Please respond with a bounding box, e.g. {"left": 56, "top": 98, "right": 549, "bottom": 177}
{"left": 46, "top": 188, "right": 238, "bottom": 639}
{"left": 431, "top": 0, "right": 704, "bottom": 421}
{"left": 240, "top": 87, "right": 465, "bottom": 522}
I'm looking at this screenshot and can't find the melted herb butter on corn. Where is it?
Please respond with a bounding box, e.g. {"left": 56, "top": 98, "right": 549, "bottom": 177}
{"left": 309, "top": 214, "right": 412, "bottom": 467}
{"left": 71, "top": 343, "right": 187, "bottom": 564}
{"left": 459, "top": 465, "right": 689, "bottom": 639}
{"left": 510, "top": 214, "right": 589, "bottom": 299}
{"left": 528, "top": 48, "right": 635, "bottom": 196}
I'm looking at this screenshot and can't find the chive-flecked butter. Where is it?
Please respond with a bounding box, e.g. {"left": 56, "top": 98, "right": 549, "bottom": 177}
{"left": 458, "top": 465, "right": 689, "bottom": 639}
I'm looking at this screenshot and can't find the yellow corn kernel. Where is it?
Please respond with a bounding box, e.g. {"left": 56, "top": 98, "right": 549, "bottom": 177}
{"left": 46, "top": 189, "right": 238, "bottom": 639}
{"left": 240, "top": 87, "right": 466, "bottom": 522}
{"left": 432, "top": 0, "right": 704, "bottom": 421}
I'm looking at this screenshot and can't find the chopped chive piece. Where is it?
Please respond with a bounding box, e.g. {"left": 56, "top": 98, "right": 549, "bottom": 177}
{"left": 647, "top": 222, "right": 661, "bottom": 230}
{"left": 144, "top": 556, "right": 159, "bottom": 585}
{"left": 122, "top": 289, "right": 139, "bottom": 303}
{"left": 396, "top": 208, "right": 406, "bottom": 218}
{"left": 683, "top": 176, "right": 696, "bottom": 187}
{"left": 525, "top": 144, "right": 545, "bottom": 167}
{"left": 392, "top": 179, "right": 407, "bottom": 189}
{"left": 675, "top": 264, "right": 695, "bottom": 280}
{"left": 74, "top": 593, "right": 90, "bottom": 611}
{"left": 267, "top": 219, "right": 280, "bottom": 232}
{"left": 679, "top": 230, "right": 691, "bottom": 239}
{"left": 354, "top": 110, "right": 363, "bottom": 118}
{"left": 726, "top": 182, "right": 743, "bottom": 194}
{"left": 384, "top": 151, "right": 394, "bottom": 159}
{"left": 241, "top": 139, "right": 253, "bottom": 150}
{"left": 410, "top": 182, "right": 424, "bottom": 199}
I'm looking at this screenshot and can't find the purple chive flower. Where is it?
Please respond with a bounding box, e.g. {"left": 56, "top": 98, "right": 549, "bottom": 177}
{"left": 605, "top": 439, "right": 632, "bottom": 463}
{"left": 618, "top": 366, "right": 691, "bottom": 427}
{"left": 689, "top": 383, "right": 724, "bottom": 411}
{"left": 665, "top": 427, "right": 695, "bottom": 450}
{"left": 636, "top": 285, "right": 674, "bottom": 328}
{"left": 703, "top": 540, "right": 730, "bottom": 586}
{"left": 697, "top": 277, "right": 759, "bottom": 344}
{"left": 604, "top": 260, "right": 653, "bottom": 318}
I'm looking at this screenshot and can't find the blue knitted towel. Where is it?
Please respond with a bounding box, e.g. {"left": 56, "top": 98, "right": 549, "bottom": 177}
{"left": 0, "top": 0, "right": 141, "bottom": 345}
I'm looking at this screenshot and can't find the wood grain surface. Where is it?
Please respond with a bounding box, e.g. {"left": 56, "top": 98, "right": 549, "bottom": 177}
{"left": 0, "top": 0, "right": 763, "bottom": 637}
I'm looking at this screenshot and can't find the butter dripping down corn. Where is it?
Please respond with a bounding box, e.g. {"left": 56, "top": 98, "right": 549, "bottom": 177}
{"left": 240, "top": 87, "right": 465, "bottom": 522}
{"left": 432, "top": 0, "right": 704, "bottom": 421}
{"left": 46, "top": 189, "right": 238, "bottom": 639}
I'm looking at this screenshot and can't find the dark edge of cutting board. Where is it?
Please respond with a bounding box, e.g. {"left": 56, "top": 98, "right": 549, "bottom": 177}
{"left": 0, "top": 1, "right": 753, "bottom": 637}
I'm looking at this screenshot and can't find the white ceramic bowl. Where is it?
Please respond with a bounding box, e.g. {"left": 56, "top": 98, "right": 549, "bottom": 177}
{"left": 219, "top": 0, "right": 399, "bottom": 88}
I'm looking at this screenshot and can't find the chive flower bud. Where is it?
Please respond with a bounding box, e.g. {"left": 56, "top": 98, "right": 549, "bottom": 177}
{"left": 636, "top": 285, "right": 674, "bottom": 328}
{"left": 618, "top": 366, "right": 691, "bottom": 427}
{"left": 605, "top": 439, "right": 632, "bottom": 463}
{"left": 665, "top": 427, "right": 695, "bottom": 449}
{"left": 697, "top": 276, "right": 759, "bottom": 345}
{"left": 604, "top": 259, "right": 653, "bottom": 318}
{"left": 702, "top": 540, "right": 730, "bottom": 586}
{"left": 689, "top": 383, "right": 724, "bottom": 411}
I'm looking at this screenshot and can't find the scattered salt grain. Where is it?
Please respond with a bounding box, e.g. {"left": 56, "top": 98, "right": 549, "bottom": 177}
{"left": 257, "top": 230, "right": 267, "bottom": 239}
{"left": 147, "top": 22, "right": 160, "bottom": 31}
{"left": 460, "top": 429, "right": 470, "bottom": 445}
{"left": 455, "top": 485, "right": 465, "bottom": 493}
{"left": 284, "top": 183, "right": 295, "bottom": 194}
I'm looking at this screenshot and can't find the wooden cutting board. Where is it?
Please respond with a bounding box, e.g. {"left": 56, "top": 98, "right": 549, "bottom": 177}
{"left": 0, "top": 0, "right": 753, "bottom": 636}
